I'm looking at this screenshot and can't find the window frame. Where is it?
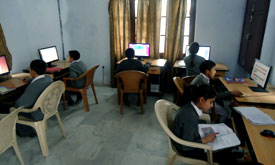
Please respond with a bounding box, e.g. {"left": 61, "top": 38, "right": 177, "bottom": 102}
{"left": 129, "top": 0, "right": 196, "bottom": 58}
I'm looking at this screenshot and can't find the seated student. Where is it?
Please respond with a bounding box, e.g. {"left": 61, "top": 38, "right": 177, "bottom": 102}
{"left": 115, "top": 48, "right": 150, "bottom": 105}
{"left": 183, "top": 42, "right": 205, "bottom": 76}
{"left": 114, "top": 48, "right": 150, "bottom": 74}
{"left": 191, "top": 60, "right": 242, "bottom": 123}
{"left": 15, "top": 59, "right": 53, "bottom": 137}
{"left": 173, "top": 85, "right": 241, "bottom": 165}
{"left": 66, "top": 50, "right": 87, "bottom": 105}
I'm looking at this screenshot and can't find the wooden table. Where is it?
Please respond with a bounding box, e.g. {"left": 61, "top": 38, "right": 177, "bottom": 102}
{"left": 219, "top": 77, "right": 275, "bottom": 106}
{"left": 173, "top": 60, "right": 229, "bottom": 77}
{"left": 116, "top": 58, "right": 167, "bottom": 93}
{"left": 0, "top": 73, "right": 28, "bottom": 103}
{"left": 242, "top": 108, "right": 275, "bottom": 165}
{"left": 116, "top": 58, "right": 167, "bottom": 74}
{"left": 23, "top": 60, "right": 70, "bottom": 80}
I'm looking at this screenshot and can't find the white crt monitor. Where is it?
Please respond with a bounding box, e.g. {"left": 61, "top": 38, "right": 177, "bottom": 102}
{"left": 250, "top": 59, "right": 272, "bottom": 92}
{"left": 185, "top": 45, "right": 211, "bottom": 60}
{"left": 38, "top": 46, "right": 59, "bottom": 67}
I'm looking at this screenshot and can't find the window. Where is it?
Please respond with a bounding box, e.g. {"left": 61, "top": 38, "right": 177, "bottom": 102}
{"left": 130, "top": 0, "right": 195, "bottom": 54}
{"left": 182, "top": 0, "right": 192, "bottom": 54}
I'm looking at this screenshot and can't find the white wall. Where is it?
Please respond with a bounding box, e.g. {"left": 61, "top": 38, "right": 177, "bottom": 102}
{"left": 0, "top": 0, "right": 62, "bottom": 73}
{"left": 260, "top": 0, "right": 275, "bottom": 85}
{"left": 195, "top": 0, "right": 248, "bottom": 77}
{"left": 60, "top": 0, "right": 110, "bottom": 85}
{"left": 0, "top": 0, "right": 110, "bottom": 85}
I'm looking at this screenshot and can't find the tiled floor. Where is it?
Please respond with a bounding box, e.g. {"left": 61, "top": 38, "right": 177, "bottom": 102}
{"left": 0, "top": 86, "right": 174, "bottom": 165}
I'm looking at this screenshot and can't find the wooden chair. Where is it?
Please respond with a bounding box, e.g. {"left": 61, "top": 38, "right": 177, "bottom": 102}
{"left": 0, "top": 107, "right": 24, "bottom": 165}
{"left": 154, "top": 99, "right": 218, "bottom": 165}
{"left": 115, "top": 70, "right": 148, "bottom": 114}
{"left": 173, "top": 75, "right": 196, "bottom": 106}
{"left": 63, "top": 65, "right": 99, "bottom": 112}
{"left": 14, "top": 81, "right": 66, "bottom": 156}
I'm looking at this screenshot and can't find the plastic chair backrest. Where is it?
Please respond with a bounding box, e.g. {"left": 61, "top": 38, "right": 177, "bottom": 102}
{"left": 0, "top": 109, "right": 19, "bottom": 153}
{"left": 115, "top": 70, "right": 148, "bottom": 93}
{"left": 155, "top": 100, "right": 179, "bottom": 137}
{"left": 32, "top": 81, "right": 65, "bottom": 119}
{"left": 83, "top": 65, "right": 99, "bottom": 88}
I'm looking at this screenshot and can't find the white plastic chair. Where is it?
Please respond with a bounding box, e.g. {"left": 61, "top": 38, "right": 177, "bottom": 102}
{"left": 154, "top": 99, "right": 218, "bottom": 165}
{"left": 0, "top": 107, "right": 24, "bottom": 165}
{"left": 15, "top": 81, "right": 66, "bottom": 156}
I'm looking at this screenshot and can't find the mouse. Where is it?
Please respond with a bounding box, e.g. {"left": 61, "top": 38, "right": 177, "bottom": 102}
{"left": 260, "top": 129, "right": 275, "bottom": 138}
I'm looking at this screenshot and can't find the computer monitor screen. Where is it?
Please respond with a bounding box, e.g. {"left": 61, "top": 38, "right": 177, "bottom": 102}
{"left": 250, "top": 59, "right": 272, "bottom": 92}
{"left": 0, "top": 55, "right": 10, "bottom": 76}
{"left": 185, "top": 45, "right": 211, "bottom": 60}
{"left": 38, "top": 46, "right": 59, "bottom": 66}
{"left": 129, "top": 43, "right": 150, "bottom": 58}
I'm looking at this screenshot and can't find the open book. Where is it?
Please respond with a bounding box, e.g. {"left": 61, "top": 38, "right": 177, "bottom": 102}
{"left": 233, "top": 107, "right": 275, "bottom": 125}
{"left": 198, "top": 123, "right": 240, "bottom": 151}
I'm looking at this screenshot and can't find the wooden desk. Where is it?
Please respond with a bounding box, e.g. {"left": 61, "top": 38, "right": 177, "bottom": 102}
{"left": 0, "top": 73, "right": 28, "bottom": 102}
{"left": 116, "top": 58, "right": 167, "bottom": 93}
{"left": 219, "top": 77, "right": 275, "bottom": 105}
{"left": 173, "top": 60, "right": 229, "bottom": 77}
{"left": 52, "top": 60, "right": 70, "bottom": 68}
{"left": 23, "top": 60, "right": 70, "bottom": 80}
{"left": 242, "top": 108, "right": 275, "bottom": 165}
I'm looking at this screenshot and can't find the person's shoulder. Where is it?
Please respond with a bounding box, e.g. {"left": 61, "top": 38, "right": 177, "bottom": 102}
{"left": 40, "top": 75, "right": 53, "bottom": 83}
{"left": 176, "top": 103, "right": 193, "bottom": 115}
{"left": 193, "top": 74, "right": 202, "bottom": 80}
{"left": 192, "top": 74, "right": 206, "bottom": 84}
{"left": 120, "top": 58, "right": 132, "bottom": 64}
{"left": 183, "top": 56, "right": 190, "bottom": 61}
{"left": 195, "top": 55, "right": 205, "bottom": 61}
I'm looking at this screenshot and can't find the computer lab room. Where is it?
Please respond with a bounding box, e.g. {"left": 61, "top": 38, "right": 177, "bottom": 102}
{"left": 0, "top": 0, "right": 275, "bottom": 165}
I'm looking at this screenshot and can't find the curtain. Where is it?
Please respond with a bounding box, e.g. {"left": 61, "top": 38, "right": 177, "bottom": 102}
{"left": 109, "top": 0, "right": 131, "bottom": 87}
{"left": 136, "top": 0, "right": 162, "bottom": 59}
{"left": 164, "top": 0, "right": 186, "bottom": 64}
{"left": 163, "top": 0, "right": 186, "bottom": 92}
{"left": 0, "top": 23, "right": 12, "bottom": 80}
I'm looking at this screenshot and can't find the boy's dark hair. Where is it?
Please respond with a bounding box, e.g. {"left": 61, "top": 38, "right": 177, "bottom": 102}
{"left": 181, "top": 84, "right": 216, "bottom": 105}
{"left": 125, "top": 48, "right": 135, "bottom": 58}
{"left": 30, "top": 59, "right": 46, "bottom": 75}
{"left": 69, "top": 50, "right": 80, "bottom": 60}
{"left": 189, "top": 42, "right": 200, "bottom": 67}
{"left": 199, "top": 60, "right": 216, "bottom": 74}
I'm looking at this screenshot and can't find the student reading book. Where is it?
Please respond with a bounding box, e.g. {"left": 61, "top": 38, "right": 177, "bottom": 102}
{"left": 173, "top": 84, "right": 243, "bottom": 164}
